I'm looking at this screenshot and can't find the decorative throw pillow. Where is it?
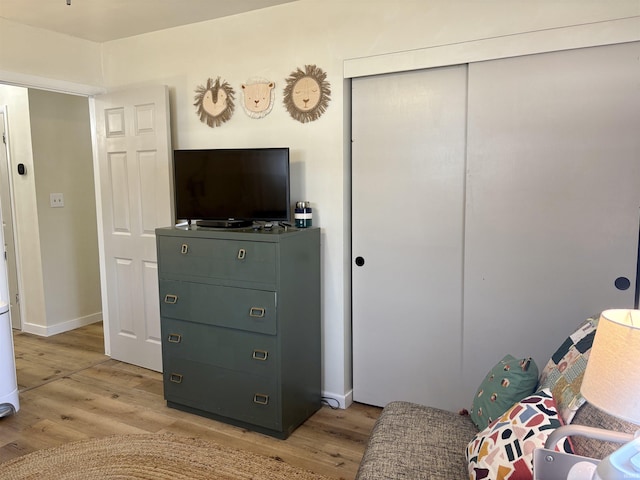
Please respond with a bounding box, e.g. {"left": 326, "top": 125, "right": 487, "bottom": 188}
{"left": 538, "top": 314, "right": 599, "bottom": 424}
{"left": 466, "top": 389, "right": 574, "bottom": 480}
{"left": 470, "top": 355, "right": 539, "bottom": 430}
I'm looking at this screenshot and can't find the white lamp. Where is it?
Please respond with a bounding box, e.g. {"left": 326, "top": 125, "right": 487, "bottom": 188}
{"left": 534, "top": 309, "right": 640, "bottom": 480}
{"left": 581, "top": 309, "right": 640, "bottom": 425}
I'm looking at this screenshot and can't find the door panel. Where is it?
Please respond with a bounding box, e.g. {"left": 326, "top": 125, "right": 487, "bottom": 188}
{"left": 94, "top": 85, "right": 172, "bottom": 372}
{"left": 352, "top": 66, "right": 468, "bottom": 408}
{"left": 463, "top": 42, "right": 640, "bottom": 397}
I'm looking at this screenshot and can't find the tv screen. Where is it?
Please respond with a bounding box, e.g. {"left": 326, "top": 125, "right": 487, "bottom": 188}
{"left": 173, "top": 148, "right": 290, "bottom": 227}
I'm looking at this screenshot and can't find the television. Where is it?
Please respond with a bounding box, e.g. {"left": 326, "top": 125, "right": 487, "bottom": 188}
{"left": 173, "top": 147, "right": 290, "bottom": 228}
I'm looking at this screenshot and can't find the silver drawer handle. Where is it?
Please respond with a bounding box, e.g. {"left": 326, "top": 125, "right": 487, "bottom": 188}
{"left": 167, "top": 333, "right": 182, "bottom": 343}
{"left": 237, "top": 248, "right": 246, "bottom": 260}
{"left": 164, "top": 294, "right": 178, "bottom": 304}
{"left": 252, "top": 349, "right": 269, "bottom": 361}
{"left": 249, "top": 307, "right": 265, "bottom": 318}
{"left": 169, "top": 373, "right": 183, "bottom": 384}
{"left": 181, "top": 243, "right": 189, "bottom": 254}
{"left": 253, "top": 393, "right": 269, "bottom": 405}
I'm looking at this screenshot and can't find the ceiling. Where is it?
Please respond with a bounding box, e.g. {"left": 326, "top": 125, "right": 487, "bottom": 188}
{"left": 0, "top": 0, "right": 298, "bottom": 43}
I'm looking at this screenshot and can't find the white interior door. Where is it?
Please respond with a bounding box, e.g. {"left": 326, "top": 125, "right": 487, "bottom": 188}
{"left": 462, "top": 42, "right": 640, "bottom": 396}
{"left": 93, "top": 85, "right": 172, "bottom": 372}
{"left": 352, "top": 65, "right": 468, "bottom": 409}
{"left": 0, "top": 112, "right": 21, "bottom": 330}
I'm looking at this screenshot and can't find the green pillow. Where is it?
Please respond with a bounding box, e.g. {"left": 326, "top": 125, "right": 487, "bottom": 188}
{"left": 470, "top": 354, "right": 539, "bottom": 430}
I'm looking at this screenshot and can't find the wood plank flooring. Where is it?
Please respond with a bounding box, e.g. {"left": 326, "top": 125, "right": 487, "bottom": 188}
{"left": 0, "top": 323, "right": 381, "bottom": 479}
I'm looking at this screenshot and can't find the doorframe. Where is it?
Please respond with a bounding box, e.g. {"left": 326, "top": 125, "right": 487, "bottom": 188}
{"left": 0, "top": 107, "right": 23, "bottom": 329}
{"left": 344, "top": 16, "right": 640, "bottom": 79}
{"left": 88, "top": 97, "right": 110, "bottom": 355}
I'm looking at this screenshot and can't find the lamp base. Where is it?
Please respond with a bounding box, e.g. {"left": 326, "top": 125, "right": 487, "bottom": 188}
{"left": 534, "top": 448, "right": 599, "bottom": 480}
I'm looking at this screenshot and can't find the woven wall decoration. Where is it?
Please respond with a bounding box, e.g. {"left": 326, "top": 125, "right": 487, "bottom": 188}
{"left": 240, "top": 78, "right": 276, "bottom": 119}
{"left": 194, "top": 77, "right": 235, "bottom": 127}
{"left": 283, "top": 64, "right": 331, "bottom": 123}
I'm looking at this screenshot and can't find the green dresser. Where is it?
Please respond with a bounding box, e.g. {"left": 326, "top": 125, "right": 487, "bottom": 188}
{"left": 155, "top": 226, "right": 321, "bottom": 439}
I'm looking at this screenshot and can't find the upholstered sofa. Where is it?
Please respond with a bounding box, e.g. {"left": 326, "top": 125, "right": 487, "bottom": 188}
{"left": 355, "top": 314, "right": 637, "bottom": 480}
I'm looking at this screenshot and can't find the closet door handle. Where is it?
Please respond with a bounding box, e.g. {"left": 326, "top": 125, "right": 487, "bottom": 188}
{"left": 237, "top": 248, "right": 246, "bottom": 260}
{"left": 614, "top": 276, "right": 630, "bottom": 291}
{"left": 164, "top": 294, "right": 178, "bottom": 304}
{"left": 180, "top": 243, "right": 189, "bottom": 254}
{"left": 249, "top": 307, "right": 265, "bottom": 318}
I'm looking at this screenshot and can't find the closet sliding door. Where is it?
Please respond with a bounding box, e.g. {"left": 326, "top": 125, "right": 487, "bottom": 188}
{"left": 352, "top": 42, "right": 640, "bottom": 410}
{"left": 462, "top": 42, "right": 640, "bottom": 396}
{"left": 352, "top": 65, "right": 467, "bottom": 409}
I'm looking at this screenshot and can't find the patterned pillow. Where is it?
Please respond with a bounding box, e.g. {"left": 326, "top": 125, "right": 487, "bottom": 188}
{"left": 538, "top": 314, "right": 599, "bottom": 424}
{"left": 470, "top": 355, "right": 539, "bottom": 430}
{"left": 466, "top": 389, "right": 574, "bottom": 480}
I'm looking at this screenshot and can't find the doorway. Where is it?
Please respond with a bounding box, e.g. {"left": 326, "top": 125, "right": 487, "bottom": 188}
{"left": 0, "top": 86, "right": 102, "bottom": 336}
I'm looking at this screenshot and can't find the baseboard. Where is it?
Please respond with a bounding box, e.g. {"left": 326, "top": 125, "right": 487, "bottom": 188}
{"left": 321, "top": 388, "right": 353, "bottom": 409}
{"left": 21, "top": 312, "right": 102, "bottom": 337}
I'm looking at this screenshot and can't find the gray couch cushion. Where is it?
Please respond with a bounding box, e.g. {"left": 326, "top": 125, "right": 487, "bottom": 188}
{"left": 355, "top": 401, "right": 478, "bottom": 479}
{"left": 570, "top": 402, "right": 639, "bottom": 459}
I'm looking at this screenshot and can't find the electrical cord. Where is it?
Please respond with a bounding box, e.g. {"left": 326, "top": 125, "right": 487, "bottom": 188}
{"left": 321, "top": 396, "right": 341, "bottom": 409}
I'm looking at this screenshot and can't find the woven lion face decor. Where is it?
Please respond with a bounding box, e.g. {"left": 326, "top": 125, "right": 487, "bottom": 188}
{"left": 194, "top": 77, "right": 235, "bottom": 127}
{"left": 241, "top": 78, "right": 276, "bottom": 119}
{"left": 283, "top": 64, "right": 331, "bottom": 123}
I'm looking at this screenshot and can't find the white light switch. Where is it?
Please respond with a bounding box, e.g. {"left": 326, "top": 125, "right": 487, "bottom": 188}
{"left": 50, "top": 193, "right": 64, "bottom": 208}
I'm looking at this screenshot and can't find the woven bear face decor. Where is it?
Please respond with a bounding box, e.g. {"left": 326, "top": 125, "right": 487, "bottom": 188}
{"left": 240, "top": 78, "right": 276, "bottom": 119}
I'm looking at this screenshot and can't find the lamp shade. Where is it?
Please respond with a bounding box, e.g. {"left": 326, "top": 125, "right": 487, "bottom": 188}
{"left": 581, "top": 309, "right": 640, "bottom": 425}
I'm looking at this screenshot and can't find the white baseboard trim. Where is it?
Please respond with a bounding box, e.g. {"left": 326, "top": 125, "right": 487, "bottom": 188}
{"left": 321, "top": 388, "right": 353, "bottom": 410}
{"left": 21, "top": 312, "right": 102, "bottom": 337}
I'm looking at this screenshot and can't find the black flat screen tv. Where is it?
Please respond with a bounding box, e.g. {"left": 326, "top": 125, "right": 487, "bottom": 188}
{"left": 173, "top": 148, "right": 290, "bottom": 228}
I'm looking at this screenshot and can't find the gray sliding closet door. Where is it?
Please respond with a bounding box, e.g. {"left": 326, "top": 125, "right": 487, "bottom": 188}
{"left": 462, "top": 42, "right": 640, "bottom": 398}
{"left": 352, "top": 65, "right": 468, "bottom": 409}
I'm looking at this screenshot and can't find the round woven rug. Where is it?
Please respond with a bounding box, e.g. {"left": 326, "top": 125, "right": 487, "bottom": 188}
{"left": 1, "top": 433, "right": 331, "bottom": 479}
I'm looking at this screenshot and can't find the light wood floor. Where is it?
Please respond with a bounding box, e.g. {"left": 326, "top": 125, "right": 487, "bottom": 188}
{"left": 0, "top": 322, "right": 381, "bottom": 479}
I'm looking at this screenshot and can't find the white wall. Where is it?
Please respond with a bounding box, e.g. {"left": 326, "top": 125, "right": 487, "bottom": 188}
{"left": 99, "top": 0, "right": 640, "bottom": 404}
{"left": 29, "top": 89, "right": 102, "bottom": 333}
{"left": 0, "top": 18, "right": 103, "bottom": 93}
{"left": 1, "top": 0, "right": 639, "bottom": 405}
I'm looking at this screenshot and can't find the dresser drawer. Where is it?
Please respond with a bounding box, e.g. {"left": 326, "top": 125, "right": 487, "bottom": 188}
{"left": 160, "top": 280, "right": 276, "bottom": 335}
{"left": 157, "top": 236, "right": 276, "bottom": 284}
{"left": 163, "top": 357, "right": 281, "bottom": 430}
{"left": 161, "top": 318, "right": 277, "bottom": 375}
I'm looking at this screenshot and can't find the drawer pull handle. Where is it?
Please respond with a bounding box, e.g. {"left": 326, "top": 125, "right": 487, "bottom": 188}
{"left": 181, "top": 243, "right": 189, "bottom": 254}
{"left": 252, "top": 349, "right": 269, "bottom": 361}
{"left": 249, "top": 307, "right": 265, "bottom": 318}
{"left": 164, "top": 294, "right": 178, "bottom": 304}
{"left": 237, "top": 248, "right": 246, "bottom": 260}
{"left": 253, "top": 393, "right": 269, "bottom": 405}
{"left": 169, "top": 373, "right": 183, "bottom": 384}
{"left": 167, "top": 333, "right": 182, "bottom": 343}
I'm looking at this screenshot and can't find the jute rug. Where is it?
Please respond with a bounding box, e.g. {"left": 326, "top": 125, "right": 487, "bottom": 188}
{"left": 0, "top": 433, "right": 332, "bottom": 479}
